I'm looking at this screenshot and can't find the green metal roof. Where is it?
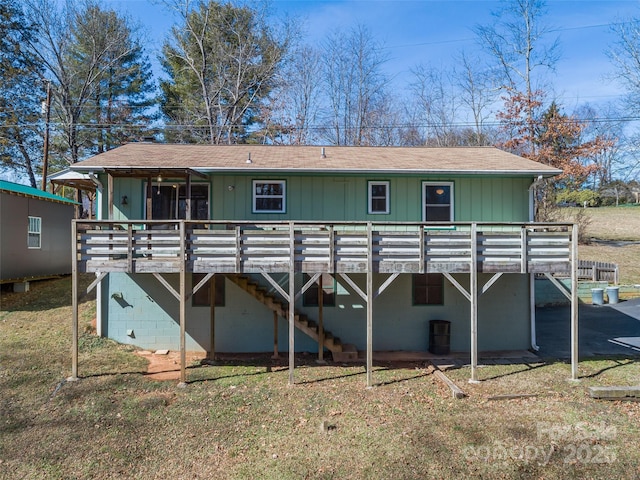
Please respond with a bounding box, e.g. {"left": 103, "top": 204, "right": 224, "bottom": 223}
{"left": 0, "top": 179, "right": 78, "bottom": 205}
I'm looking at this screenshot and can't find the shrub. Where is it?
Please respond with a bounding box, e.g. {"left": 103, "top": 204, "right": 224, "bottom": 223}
{"left": 555, "top": 189, "right": 600, "bottom": 207}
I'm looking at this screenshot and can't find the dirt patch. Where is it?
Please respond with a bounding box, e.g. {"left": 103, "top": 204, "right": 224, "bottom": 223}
{"left": 136, "top": 350, "right": 206, "bottom": 380}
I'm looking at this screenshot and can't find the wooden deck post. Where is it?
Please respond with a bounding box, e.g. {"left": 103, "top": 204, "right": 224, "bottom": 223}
{"left": 107, "top": 174, "right": 114, "bottom": 220}
{"left": 288, "top": 222, "right": 295, "bottom": 385}
{"left": 179, "top": 221, "right": 187, "bottom": 386}
{"left": 185, "top": 174, "right": 191, "bottom": 220}
{"left": 146, "top": 176, "right": 152, "bottom": 220}
{"left": 366, "top": 223, "right": 373, "bottom": 388}
{"left": 208, "top": 275, "right": 216, "bottom": 360}
{"left": 272, "top": 311, "right": 279, "bottom": 359}
{"left": 69, "top": 220, "right": 79, "bottom": 381}
{"left": 571, "top": 224, "right": 579, "bottom": 380}
{"left": 318, "top": 275, "right": 324, "bottom": 362}
{"left": 470, "top": 223, "right": 479, "bottom": 383}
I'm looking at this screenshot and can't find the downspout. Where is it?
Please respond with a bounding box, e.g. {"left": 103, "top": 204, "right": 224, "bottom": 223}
{"left": 528, "top": 175, "right": 544, "bottom": 352}
{"left": 88, "top": 173, "right": 104, "bottom": 337}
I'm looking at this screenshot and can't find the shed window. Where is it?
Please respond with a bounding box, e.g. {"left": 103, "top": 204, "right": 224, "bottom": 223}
{"left": 368, "top": 181, "right": 389, "bottom": 214}
{"left": 423, "top": 182, "right": 453, "bottom": 221}
{"left": 192, "top": 274, "right": 225, "bottom": 307}
{"left": 413, "top": 273, "right": 444, "bottom": 305}
{"left": 27, "top": 216, "right": 41, "bottom": 249}
{"left": 253, "top": 180, "right": 286, "bottom": 213}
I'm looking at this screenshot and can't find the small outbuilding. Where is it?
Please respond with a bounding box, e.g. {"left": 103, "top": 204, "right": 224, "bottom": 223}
{"left": 0, "top": 180, "right": 76, "bottom": 287}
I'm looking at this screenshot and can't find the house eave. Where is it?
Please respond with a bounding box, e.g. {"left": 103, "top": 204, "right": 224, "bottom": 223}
{"left": 71, "top": 165, "right": 562, "bottom": 178}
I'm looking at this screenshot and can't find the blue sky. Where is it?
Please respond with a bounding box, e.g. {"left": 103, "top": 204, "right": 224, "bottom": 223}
{"left": 107, "top": 0, "right": 640, "bottom": 110}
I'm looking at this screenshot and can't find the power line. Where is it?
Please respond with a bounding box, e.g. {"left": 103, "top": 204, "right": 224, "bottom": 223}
{"left": 1, "top": 115, "right": 639, "bottom": 132}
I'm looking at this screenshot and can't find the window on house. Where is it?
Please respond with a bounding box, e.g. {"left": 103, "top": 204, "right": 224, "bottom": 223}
{"left": 253, "top": 180, "right": 286, "bottom": 213}
{"left": 423, "top": 182, "right": 453, "bottom": 221}
{"left": 27, "top": 216, "right": 41, "bottom": 249}
{"left": 303, "top": 273, "right": 336, "bottom": 307}
{"left": 368, "top": 181, "right": 390, "bottom": 214}
{"left": 149, "top": 183, "right": 210, "bottom": 220}
{"left": 192, "top": 274, "right": 225, "bottom": 307}
{"left": 413, "top": 273, "right": 444, "bottom": 305}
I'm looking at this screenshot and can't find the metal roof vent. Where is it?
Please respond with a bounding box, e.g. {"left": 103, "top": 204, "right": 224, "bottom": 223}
{"left": 321, "top": 147, "right": 326, "bottom": 158}
{"left": 246, "top": 152, "right": 252, "bottom": 164}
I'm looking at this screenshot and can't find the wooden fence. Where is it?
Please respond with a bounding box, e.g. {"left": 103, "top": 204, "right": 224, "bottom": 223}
{"left": 577, "top": 260, "right": 619, "bottom": 284}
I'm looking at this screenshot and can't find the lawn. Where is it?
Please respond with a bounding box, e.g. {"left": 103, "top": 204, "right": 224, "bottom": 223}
{"left": 565, "top": 205, "right": 640, "bottom": 284}
{"left": 1, "top": 276, "right": 640, "bottom": 479}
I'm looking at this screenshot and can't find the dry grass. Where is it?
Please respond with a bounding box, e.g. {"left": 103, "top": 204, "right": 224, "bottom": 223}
{"left": 562, "top": 205, "right": 640, "bottom": 284}
{"left": 2, "top": 277, "right": 640, "bottom": 479}
{"left": 578, "top": 205, "right": 640, "bottom": 242}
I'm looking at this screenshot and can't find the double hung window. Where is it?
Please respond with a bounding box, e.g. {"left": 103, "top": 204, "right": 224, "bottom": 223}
{"left": 28, "top": 216, "right": 41, "bottom": 249}
{"left": 422, "top": 182, "right": 453, "bottom": 221}
{"left": 253, "top": 180, "right": 286, "bottom": 213}
{"left": 368, "top": 181, "right": 389, "bottom": 214}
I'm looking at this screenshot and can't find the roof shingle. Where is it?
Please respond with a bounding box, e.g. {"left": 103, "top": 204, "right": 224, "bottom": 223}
{"left": 71, "top": 143, "right": 562, "bottom": 176}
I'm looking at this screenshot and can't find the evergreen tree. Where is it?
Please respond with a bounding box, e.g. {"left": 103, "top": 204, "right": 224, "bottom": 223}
{"left": 70, "top": 5, "right": 156, "bottom": 154}
{"left": 160, "top": 0, "right": 291, "bottom": 144}
{"left": 0, "top": 0, "right": 43, "bottom": 187}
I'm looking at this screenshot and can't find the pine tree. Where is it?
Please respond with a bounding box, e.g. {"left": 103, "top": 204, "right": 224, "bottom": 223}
{"left": 0, "top": 0, "right": 43, "bottom": 187}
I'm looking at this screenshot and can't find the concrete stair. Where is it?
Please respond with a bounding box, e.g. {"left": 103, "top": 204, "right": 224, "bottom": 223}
{"left": 226, "top": 274, "right": 359, "bottom": 361}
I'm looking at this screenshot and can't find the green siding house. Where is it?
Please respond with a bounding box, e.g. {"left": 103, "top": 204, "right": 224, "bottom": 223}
{"left": 68, "top": 144, "right": 577, "bottom": 385}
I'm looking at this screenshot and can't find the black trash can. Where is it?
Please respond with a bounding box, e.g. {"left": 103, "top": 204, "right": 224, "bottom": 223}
{"left": 429, "top": 320, "right": 451, "bottom": 355}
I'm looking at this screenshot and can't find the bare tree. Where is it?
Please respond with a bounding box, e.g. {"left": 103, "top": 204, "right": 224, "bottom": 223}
{"left": 160, "top": 0, "right": 293, "bottom": 144}
{"left": 259, "top": 45, "right": 322, "bottom": 145}
{"left": 409, "top": 64, "right": 460, "bottom": 146}
{"left": 575, "top": 103, "right": 626, "bottom": 186}
{"left": 454, "top": 51, "right": 499, "bottom": 146}
{"left": 475, "top": 0, "right": 559, "bottom": 156}
{"left": 609, "top": 16, "right": 640, "bottom": 115}
{"left": 321, "top": 25, "right": 390, "bottom": 146}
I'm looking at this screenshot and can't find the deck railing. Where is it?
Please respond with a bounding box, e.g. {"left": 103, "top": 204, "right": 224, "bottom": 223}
{"left": 74, "top": 220, "right": 575, "bottom": 275}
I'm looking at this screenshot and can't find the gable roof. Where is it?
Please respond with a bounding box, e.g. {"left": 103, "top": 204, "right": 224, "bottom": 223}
{"left": 0, "top": 179, "right": 77, "bottom": 205}
{"left": 71, "top": 143, "right": 562, "bottom": 177}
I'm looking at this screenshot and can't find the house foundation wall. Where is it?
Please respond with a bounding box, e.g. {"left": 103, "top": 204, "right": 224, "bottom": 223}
{"left": 101, "top": 272, "right": 530, "bottom": 353}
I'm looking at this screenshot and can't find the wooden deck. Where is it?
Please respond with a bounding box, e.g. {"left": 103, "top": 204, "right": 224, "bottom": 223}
{"left": 74, "top": 220, "right": 574, "bottom": 275}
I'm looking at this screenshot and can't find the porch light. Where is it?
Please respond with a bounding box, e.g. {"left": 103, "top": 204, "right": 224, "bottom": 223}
{"left": 157, "top": 174, "right": 162, "bottom": 182}
{"left": 121, "top": 195, "right": 128, "bottom": 206}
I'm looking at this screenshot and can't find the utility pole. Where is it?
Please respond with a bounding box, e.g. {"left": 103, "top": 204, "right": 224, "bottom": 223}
{"left": 41, "top": 80, "right": 52, "bottom": 191}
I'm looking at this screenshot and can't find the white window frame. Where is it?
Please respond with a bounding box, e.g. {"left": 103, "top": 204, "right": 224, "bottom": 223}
{"left": 253, "top": 180, "right": 286, "bottom": 214}
{"left": 368, "top": 181, "right": 390, "bottom": 214}
{"left": 422, "top": 182, "right": 454, "bottom": 222}
{"left": 28, "top": 216, "right": 42, "bottom": 249}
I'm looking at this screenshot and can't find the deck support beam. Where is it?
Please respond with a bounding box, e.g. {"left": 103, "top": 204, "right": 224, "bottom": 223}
{"left": 272, "top": 310, "right": 279, "bottom": 359}
{"left": 318, "top": 275, "right": 324, "bottom": 362}
{"left": 69, "top": 220, "right": 79, "bottom": 381}
{"left": 470, "top": 224, "right": 479, "bottom": 383}
{"left": 209, "top": 274, "right": 216, "bottom": 361}
{"left": 178, "top": 222, "right": 187, "bottom": 386}
{"left": 571, "top": 225, "right": 579, "bottom": 380}
{"left": 288, "top": 222, "right": 295, "bottom": 386}
{"left": 366, "top": 223, "right": 373, "bottom": 388}
{"left": 443, "top": 226, "right": 479, "bottom": 383}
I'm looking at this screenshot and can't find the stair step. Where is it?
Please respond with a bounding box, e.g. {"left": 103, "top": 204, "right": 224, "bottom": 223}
{"left": 231, "top": 274, "right": 355, "bottom": 359}
{"left": 332, "top": 344, "right": 359, "bottom": 362}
